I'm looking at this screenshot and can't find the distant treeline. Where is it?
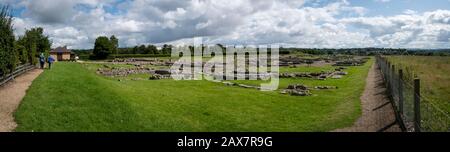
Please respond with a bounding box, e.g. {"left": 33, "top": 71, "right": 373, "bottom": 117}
{"left": 280, "top": 48, "right": 450, "bottom": 56}
{"left": 75, "top": 45, "right": 450, "bottom": 60}
{"left": 79, "top": 35, "right": 173, "bottom": 60}
{"left": 73, "top": 46, "right": 171, "bottom": 55}
{"left": 73, "top": 44, "right": 173, "bottom": 60}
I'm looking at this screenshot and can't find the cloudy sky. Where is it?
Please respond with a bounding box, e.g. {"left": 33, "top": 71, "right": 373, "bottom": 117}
{"left": 2, "top": 0, "right": 450, "bottom": 49}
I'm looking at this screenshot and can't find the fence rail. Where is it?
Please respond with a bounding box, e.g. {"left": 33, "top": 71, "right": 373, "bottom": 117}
{"left": 0, "top": 64, "right": 36, "bottom": 87}
{"left": 376, "top": 56, "right": 450, "bottom": 132}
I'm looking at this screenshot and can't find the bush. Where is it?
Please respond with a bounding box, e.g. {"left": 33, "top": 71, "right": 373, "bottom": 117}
{"left": 15, "top": 44, "right": 28, "bottom": 64}
{"left": 0, "top": 6, "right": 16, "bottom": 75}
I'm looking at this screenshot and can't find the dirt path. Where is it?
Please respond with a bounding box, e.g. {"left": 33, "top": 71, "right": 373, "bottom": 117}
{"left": 0, "top": 69, "right": 43, "bottom": 132}
{"left": 335, "top": 63, "right": 401, "bottom": 132}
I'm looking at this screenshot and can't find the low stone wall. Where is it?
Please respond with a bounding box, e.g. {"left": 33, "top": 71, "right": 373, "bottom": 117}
{"left": 97, "top": 67, "right": 154, "bottom": 77}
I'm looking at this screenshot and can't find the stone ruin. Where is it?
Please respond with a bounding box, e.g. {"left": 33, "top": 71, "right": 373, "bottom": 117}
{"left": 111, "top": 58, "right": 173, "bottom": 67}
{"left": 280, "top": 72, "right": 332, "bottom": 80}
{"left": 335, "top": 66, "right": 347, "bottom": 71}
{"left": 279, "top": 56, "right": 335, "bottom": 67}
{"left": 97, "top": 67, "right": 153, "bottom": 77}
{"left": 280, "top": 84, "right": 338, "bottom": 96}
{"left": 149, "top": 69, "right": 171, "bottom": 80}
{"left": 279, "top": 56, "right": 370, "bottom": 67}
{"left": 314, "top": 86, "right": 338, "bottom": 90}
{"left": 96, "top": 64, "right": 172, "bottom": 80}
{"left": 209, "top": 80, "right": 338, "bottom": 97}
{"left": 220, "top": 81, "right": 261, "bottom": 90}
{"left": 280, "top": 69, "right": 348, "bottom": 80}
{"left": 332, "top": 57, "right": 369, "bottom": 66}
{"left": 207, "top": 71, "right": 272, "bottom": 80}
{"left": 279, "top": 57, "right": 316, "bottom": 67}
{"left": 281, "top": 84, "right": 312, "bottom": 96}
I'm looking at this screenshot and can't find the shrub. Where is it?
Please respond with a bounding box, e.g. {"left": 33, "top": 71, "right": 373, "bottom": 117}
{"left": 0, "top": 6, "right": 16, "bottom": 75}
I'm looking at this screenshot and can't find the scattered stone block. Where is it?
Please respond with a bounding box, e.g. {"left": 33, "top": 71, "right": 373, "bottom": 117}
{"left": 155, "top": 69, "right": 171, "bottom": 75}
{"left": 283, "top": 84, "right": 312, "bottom": 96}
{"left": 331, "top": 75, "right": 343, "bottom": 79}
{"left": 314, "top": 86, "right": 338, "bottom": 89}
{"left": 335, "top": 71, "right": 348, "bottom": 75}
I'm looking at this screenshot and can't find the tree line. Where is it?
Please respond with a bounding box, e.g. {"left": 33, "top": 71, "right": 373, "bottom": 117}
{"left": 280, "top": 47, "right": 450, "bottom": 56}
{"left": 88, "top": 36, "right": 173, "bottom": 59}
{"left": 0, "top": 6, "right": 51, "bottom": 76}
{"left": 76, "top": 42, "right": 450, "bottom": 60}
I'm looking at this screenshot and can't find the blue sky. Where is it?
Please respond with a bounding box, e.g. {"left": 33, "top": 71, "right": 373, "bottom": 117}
{"left": 350, "top": 0, "right": 450, "bottom": 16}
{"left": 2, "top": 0, "right": 450, "bottom": 49}
{"left": 302, "top": 0, "right": 450, "bottom": 16}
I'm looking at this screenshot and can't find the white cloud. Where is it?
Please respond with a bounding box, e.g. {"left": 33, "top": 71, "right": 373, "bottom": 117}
{"left": 375, "top": 0, "right": 391, "bottom": 3}
{"left": 7, "top": 0, "right": 450, "bottom": 49}
{"left": 341, "top": 10, "right": 450, "bottom": 48}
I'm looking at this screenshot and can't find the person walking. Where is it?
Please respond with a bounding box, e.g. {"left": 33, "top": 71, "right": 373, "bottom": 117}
{"left": 47, "top": 55, "right": 55, "bottom": 69}
{"left": 39, "top": 53, "right": 45, "bottom": 69}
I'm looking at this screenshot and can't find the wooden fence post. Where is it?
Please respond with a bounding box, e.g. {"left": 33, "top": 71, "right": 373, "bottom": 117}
{"left": 391, "top": 65, "right": 395, "bottom": 93}
{"left": 414, "top": 78, "right": 421, "bottom": 132}
{"left": 387, "top": 62, "right": 391, "bottom": 88}
{"left": 398, "top": 69, "right": 404, "bottom": 115}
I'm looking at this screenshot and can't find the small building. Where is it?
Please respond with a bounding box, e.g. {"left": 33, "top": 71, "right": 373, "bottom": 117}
{"left": 50, "top": 46, "right": 74, "bottom": 61}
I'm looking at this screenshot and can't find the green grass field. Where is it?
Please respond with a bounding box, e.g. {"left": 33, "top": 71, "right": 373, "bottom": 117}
{"left": 279, "top": 65, "right": 335, "bottom": 73}
{"left": 14, "top": 58, "right": 373, "bottom": 132}
{"left": 387, "top": 56, "right": 450, "bottom": 111}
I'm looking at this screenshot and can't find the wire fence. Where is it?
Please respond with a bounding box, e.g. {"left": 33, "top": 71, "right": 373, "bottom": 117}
{"left": 376, "top": 56, "right": 450, "bottom": 132}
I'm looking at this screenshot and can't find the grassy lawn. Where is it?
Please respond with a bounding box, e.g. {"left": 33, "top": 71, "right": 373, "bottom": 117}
{"left": 14, "top": 58, "right": 373, "bottom": 132}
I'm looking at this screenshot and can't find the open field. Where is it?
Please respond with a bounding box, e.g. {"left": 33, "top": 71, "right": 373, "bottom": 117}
{"left": 385, "top": 56, "right": 450, "bottom": 131}
{"left": 13, "top": 58, "right": 373, "bottom": 131}
{"left": 386, "top": 56, "right": 450, "bottom": 112}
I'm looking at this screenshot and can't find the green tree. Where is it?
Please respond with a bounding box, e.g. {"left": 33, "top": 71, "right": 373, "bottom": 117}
{"left": 19, "top": 27, "right": 51, "bottom": 64}
{"left": 30, "top": 43, "right": 37, "bottom": 64}
{"left": 132, "top": 46, "right": 138, "bottom": 54}
{"left": 138, "top": 45, "right": 146, "bottom": 54}
{"left": 93, "top": 36, "right": 112, "bottom": 59}
{"left": 0, "top": 6, "right": 16, "bottom": 75}
{"left": 161, "top": 44, "right": 172, "bottom": 55}
{"left": 110, "top": 35, "right": 119, "bottom": 55}
{"left": 15, "top": 42, "right": 28, "bottom": 64}
{"left": 147, "top": 45, "right": 157, "bottom": 54}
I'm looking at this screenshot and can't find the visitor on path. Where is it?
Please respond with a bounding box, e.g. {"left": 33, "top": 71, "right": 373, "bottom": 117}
{"left": 39, "top": 53, "right": 45, "bottom": 69}
{"left": 47, "top": 55, "right": 55, "bottom": 69}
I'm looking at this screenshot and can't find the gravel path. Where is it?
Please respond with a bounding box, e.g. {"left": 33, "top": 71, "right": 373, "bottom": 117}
{"left": 0, "top": 69, "right": 43, "bottom": 132}
{"left": 335, "top": 63, "right": 401, "bottom": 132}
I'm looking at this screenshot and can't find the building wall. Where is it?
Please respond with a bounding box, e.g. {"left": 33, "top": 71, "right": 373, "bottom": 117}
{"left": 62, "top": 53, "right": 71, "bottom": 60}
{"left": 50, "top": 53, "right": 72, "bottom": 61}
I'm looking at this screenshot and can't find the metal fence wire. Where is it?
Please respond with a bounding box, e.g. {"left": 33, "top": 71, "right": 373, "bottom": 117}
{"left": 376, "top": 56, "right": 450, "bottom": 132}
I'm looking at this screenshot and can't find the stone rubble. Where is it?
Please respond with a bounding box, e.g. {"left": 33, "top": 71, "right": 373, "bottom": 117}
{"left": 314, "top": 86, "right": 338, "bottom": 90}
{"left": 97, "top": 67, "right": 153, "bottom": 77}
{"left": 281, "top": 84, "right": 312, "bottom": 96}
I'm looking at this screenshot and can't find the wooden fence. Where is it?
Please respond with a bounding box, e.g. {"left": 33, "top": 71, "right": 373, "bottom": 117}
{"left": 0, "top": 64, "right": 36, "bottom": 86}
